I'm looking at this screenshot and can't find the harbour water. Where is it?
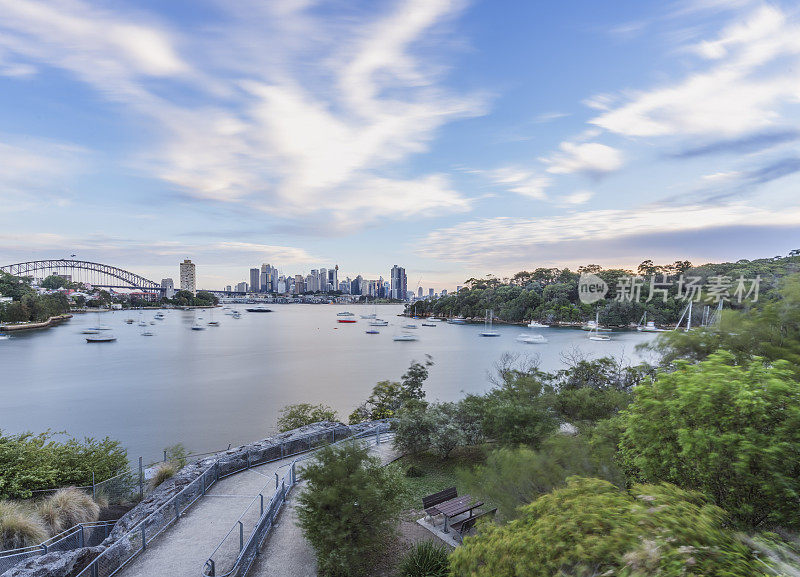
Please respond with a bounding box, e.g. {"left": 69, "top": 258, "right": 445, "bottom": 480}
{"left": 0, "top": 305, "right": 659, "bottom": 461}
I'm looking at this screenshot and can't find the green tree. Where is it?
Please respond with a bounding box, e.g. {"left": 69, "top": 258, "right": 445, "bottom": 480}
{"left": 450, "top": 477, "right": 764, "bottom": 577}
{"left": 297, "top": 442, "right": 404, "bottom": 577}
{"left": 620, "top": 351, "right": 800, "bottom": 529}
{"left": 276, "top": 403, "right": 339, "bottom": 432}
{"left": 349, "top": 357, "right": 432, "bottom": 423}
{"left": 40, "top": 275, "right": 67, "bottom": 289}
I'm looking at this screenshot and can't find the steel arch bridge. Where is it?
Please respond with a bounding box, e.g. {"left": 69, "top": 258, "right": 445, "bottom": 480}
{"left": 0, "top": 259, "right": 162, "bottom": 292}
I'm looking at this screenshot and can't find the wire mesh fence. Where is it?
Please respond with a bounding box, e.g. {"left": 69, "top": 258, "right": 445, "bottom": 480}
{"left": 0, "top": 521, "right": 116, "bottom": 575}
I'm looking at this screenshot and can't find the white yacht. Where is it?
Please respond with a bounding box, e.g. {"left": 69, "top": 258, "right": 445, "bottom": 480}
{"left": 527, "top": 320, "right": 549, "bottom": 328}
{"left": 637, "top": 313, "right": 666, "bottom": 332}
{"left": 369, "top": 319, "right": 389, "bottom": 326}
{"left": 393, "top": 333, "right": 418, "bottom": 342}
{"left": 517, "top": 333, "right": 548, "bottom": 344}
{"left": 86, "top": 334, "right": 116, "bottom": 342}
{"left": 480, "top": 309, "right": 500, "bottom": 337}
{"left": 588, "top": 312, "right": 611, "bottom": 341}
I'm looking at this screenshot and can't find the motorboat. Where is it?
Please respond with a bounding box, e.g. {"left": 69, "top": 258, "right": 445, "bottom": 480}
{"left": 365, "top": 329, "right": 380, "bottom": 334}
{"left": 517, "top": 333, "right": 548, "bottom": 344}
{"left": 421, "top": 323, "right": 437, "bottom": 327}
{"left": 369, "top": 320, "right": 388, "bottom": 326}
{"left": 86, "top": 334, "right": 116, "bottom": 342}
{"left": 124, "top": 318, "right": 134, "bottom": 324}
{"left": 191, "top": 324, "right": 206, "bottom": 331}
{"left": 141, "top": 330, "right": 155, "bottom": 337}
{"left": 637, "top": 313, "right": 666, "bottom": 332}
{"left": 246, "top": 308, "right": 272, "bottom": 313}
{"left": 154, "top": 313, "right": 165, "bottom": 320}
{"left": 447, "top": 317, "right": 466, "bottom": 324}
{"left": 479, "top": 309, "right": 500, "bottom": 337}
{"left": 81, "top": 329, "right": 101, "bottom": 334}
{"left": 138, "top": 321, "right": 147, "bottom": 327}
{"left": 337, "top": 318, "right": 357, "bottom": 323}
{"left": 337, "top": 311, "right": 355, "bottom": 316}
{"left": 207, "top": 321, "right": 220, "bottom": 326}
{"left": 0, "top": 334, "right": 10, "bottom": 340}
{"left": 527, "top": 320, "right": 548, "bottom": 328}
{"left": 393, "top": 333, "right": 418, "bottom": 341}
{"left": 360, "top": 313, "right": 376, "bottom": 319}
{"left": 428, "top": 317, "right": 442, "bottom": 322}
{"left": 402, "top": 324, "right": 418, "bottom": 329}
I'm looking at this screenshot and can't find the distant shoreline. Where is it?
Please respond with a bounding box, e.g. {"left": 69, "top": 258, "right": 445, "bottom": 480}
{"left": 0, "top": 314, "right": 72, "bottom": 332}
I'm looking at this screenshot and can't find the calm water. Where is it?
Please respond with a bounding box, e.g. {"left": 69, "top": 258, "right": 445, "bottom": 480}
{"left": 0, "top": 305, "right": 658, "bottom": 461}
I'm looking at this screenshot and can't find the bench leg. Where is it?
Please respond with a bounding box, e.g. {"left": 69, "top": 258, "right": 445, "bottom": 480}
{"left": 443, "top": 516, "right": 449, "bottom": 533}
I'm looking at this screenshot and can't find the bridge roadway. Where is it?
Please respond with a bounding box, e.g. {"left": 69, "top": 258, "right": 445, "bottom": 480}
{"left": 116, "top": 441, "right": 399, "bottom": 577}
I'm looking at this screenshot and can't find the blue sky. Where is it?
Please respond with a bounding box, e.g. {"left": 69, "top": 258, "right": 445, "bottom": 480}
{"left": 1, "top": 0, "right": 800, "bottom": 290}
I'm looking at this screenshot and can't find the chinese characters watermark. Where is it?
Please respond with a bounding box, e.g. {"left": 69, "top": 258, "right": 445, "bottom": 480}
{"left": 578, "top": 274, "right": 761, "bottom": 305}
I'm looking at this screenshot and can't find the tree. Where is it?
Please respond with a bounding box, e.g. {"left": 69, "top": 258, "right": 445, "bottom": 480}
{"left": 620, "top": 351, "right": 800, "bottom": 529}
{"left": 393, "top": 401, "right": 484, "bottom": 459}
{"left": 349, "top": 357, "right": 432, "bottom": 423}
{"left": 40, "top": 275, "right": 67, "bottom": 290}
{"left": 297, "top": 442, "right": 404, "bottom": 577}
{"left": 276, "top": 403, "right": 339, "bottom": 432}
{"left": 450, "top": 477, "right": 764, "bottom": 577}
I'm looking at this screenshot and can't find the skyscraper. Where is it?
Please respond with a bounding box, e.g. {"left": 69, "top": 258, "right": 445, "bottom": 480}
{"left": 390, "top": 265, "right": 407, "bottom": 301}
{"left": 179, "top": 259, "right": 196, "bottom": 296}
{"left": 249, "top": 268, "right": 260, "bottom": 292}
{"left": 429, "top": 288, "right": 434, "bottom": 298}
{"left": 418, "top": 286, "right": 423, "bottom": 298}
{"left": 161, "top": 278, "right": 175, "bottom": 299}
{"left": 319, "top": 268, "right": 327, "bottom": 292}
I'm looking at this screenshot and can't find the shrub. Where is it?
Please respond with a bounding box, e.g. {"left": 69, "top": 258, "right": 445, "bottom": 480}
{"left": 297, "top": 442, "right": 405, "bottom": 577}
{"left": 277, "top": 403, "right": 339, "bottom": 432}
{"left": 394, "top": 400, "right": 484, "bottom": 459}
{"left": 620, "top": 351, "right": 800, "bottom": 529}
{"left": 0, "top": 501, "right": 48, "bottom": 550}
{"left": 37, "top": 487, "right": 100, "bottom": 534}
{"left": 151, "top": 463, "right": 178, "bottom": 488}
{"left": 450, "top": 477, "right": 765, "bottom": 577}
{"left": 0, "top": 430, "right": 128, "bottom": 499}
{"left": 405, "top": 465, "right": 424, "bottom": 478}
{"left": 164, "top": 443, "right": 189, "bottom": 468}
{"left": 349, "top": 358, "right": 432, "bottom": 424}
{"left": 457, "top": 435, "right": 623, "bottom": 520}
{"left": 398, "top": 540, "right": 450, "bottom": 577}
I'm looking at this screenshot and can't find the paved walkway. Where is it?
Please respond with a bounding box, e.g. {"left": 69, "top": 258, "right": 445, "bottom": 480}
{"left": 249, "top": 442, "right": 399, "bottom": 577}
{"left": 116, "top": 439, "right": 397, "bottom": 577}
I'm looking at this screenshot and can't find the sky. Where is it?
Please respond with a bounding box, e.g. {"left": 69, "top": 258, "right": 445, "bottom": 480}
{"left": 1, "top": 0, "right": 800, "bottom": 291}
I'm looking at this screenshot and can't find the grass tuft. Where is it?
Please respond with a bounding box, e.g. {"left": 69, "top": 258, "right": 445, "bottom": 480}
{"left": 0, "top": 501, "right": 48, "bottom": 550}
{"left": 151, "top": 463, "right": 178, "bottom": 488}
{"left": 398, "top": 540, "right": 451, "bottom": 577}
{"left": 37, "top": 487, "right": 100, "bottom": 535}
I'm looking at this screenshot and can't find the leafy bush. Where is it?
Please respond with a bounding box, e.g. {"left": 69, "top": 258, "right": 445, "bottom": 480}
{"left": 0, "top": 501, "right": 48, "bottom": 550}
{"left": 398, "top": 540, "right": 450, "bottom": 577}
{"left": 404, "top": 465, "right": 424, "bottom": 478}
{"left": 277, "top": 403, "right": 339, "bottom": 432}
{"left": 297, "top": 442, "right": 405, "bottom": 576}
{"left": 37, "top": 487, "right": 100, "bottom": 534}
{"left": 164, "top": 443, "right": 190, "bottom": 468}
{"left": 450, "top": 477, "right": 765, "bottom": 577}
{"left": 394, "top": 401, "right": 484, "bottom": 459}
{"left": 0, "top": 431, "right": 128, "bottom": 499}
{"left": 458, "top": 435, "right": 623, "bottom": 520}
{"left": 151, "top": 463, "right": 178, "bottom": 488}
{"left": 620, "top": 351, "right": 800, "bottom": 529}
{"left": 349, "top": 357, "right": 432, "bottom": 423}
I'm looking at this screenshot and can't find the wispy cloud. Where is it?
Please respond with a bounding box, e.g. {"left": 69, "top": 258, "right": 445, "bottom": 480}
{"left": 670, "top": 129, "right": 800, "bottom": 158}
{"left": 0, "top": 0, "right": 485, "bottom": 227}
{"left": 542, "top": 141, "right": 624, "bottom": 176}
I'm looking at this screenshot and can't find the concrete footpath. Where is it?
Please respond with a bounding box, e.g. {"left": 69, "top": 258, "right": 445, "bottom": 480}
{"left": 249, "top": 442, "right": 399, "bottom": 577}
{"left": 116, "top": 440, "right": 397, "bottom": 577}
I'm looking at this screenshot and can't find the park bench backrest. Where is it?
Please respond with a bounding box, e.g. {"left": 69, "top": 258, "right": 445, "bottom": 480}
{"left": 457, "top": 508, "right": 497, "bottom": 539}
{"left": 422, "top": 486, "right": 457, "bottom": 510}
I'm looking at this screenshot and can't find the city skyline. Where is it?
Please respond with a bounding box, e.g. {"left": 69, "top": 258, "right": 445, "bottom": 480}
{"left": 1, "top": 0, "right": 800, "bottom": 288}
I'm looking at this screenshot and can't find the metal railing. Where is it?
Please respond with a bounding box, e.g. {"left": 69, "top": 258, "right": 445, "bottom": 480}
{"left": 0, "top": 521, "right": 116, "bottom": 575}
{"left": 73, "top": 424, "right": 378, "bottom": 577}
{"left": 203, "top": 422, "right": 393, "bottom": 577}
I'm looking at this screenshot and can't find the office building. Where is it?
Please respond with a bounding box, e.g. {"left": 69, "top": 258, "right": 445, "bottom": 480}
{"left": 249, "top": 268, "right": 260, "bottom": 292}
{"left": 160, "top": 278, "right": 175, "bottom": 299}
{"left": 179, "top": 259, "right": 196, "bottom": 296}
{"left": 441, "top": 289, "right": 447, "bottom": 297}
{"left": 225, "top": 285, "right": 232, "bottom": 293}
{"left": 390, "top": 265, "right": 407, "bottom": 300}
{"left": 236, "top": 281, "right": 248, "bottom": 293}
{"left": 418, "top": 286, "right": 423, "bottom": 298}
{"left": 294, "top": 275, "right": 305, "bottom": 294}
{"left": 429, "top": 288, "right": 434, "bottom": 298}
{"left": 319, "top": 268, "right": 327, "bottom": 292}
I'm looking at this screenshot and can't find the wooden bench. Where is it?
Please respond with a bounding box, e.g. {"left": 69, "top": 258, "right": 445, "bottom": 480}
{"left": 451, "top": 508, "right": 497, "bottom": 542}
{"left": 422, "top": 486, "right": 457, "bottom": 518}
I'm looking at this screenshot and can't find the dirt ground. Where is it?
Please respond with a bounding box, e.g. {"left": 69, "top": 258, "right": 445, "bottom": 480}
{"left": 370, "top": 509, "right": 454, "bottom": 577}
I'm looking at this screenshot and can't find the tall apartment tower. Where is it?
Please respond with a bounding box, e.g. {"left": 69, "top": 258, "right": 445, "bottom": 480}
{"left": 160, "top": 278, "right": 175, "bottom": 299}
{"left": 319, "top": 268, "right": 328, "bottom": 292}
{"left": 179, "top": 259, "right": 196, "bottom": 296}
{"left": 390, "top": 265, "right": 407, "bottom": 301}
{"left": 249, "top": 268, "right": 261, "bottom": 292}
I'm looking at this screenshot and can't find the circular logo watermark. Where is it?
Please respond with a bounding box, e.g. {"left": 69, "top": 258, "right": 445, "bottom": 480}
{"left": 578, "top": 273, "right": 609, "bottom": 304}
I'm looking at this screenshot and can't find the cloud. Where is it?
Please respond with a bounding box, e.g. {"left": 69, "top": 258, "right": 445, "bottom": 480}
{"left": 484, "top": 167, "right": 550, "bottom": 200}
{"left": 670, "top": 129, "right": 800, "bottom": 158}
{"left": 420, "top": 202, "right": 800, "bottom": 267}
{"left": 590, "top": 5, "right": 800, "bottom": 139}
{"left": 559, "top": 190, "right": 594, "bottom": 206}
{"left": 0, "top": 0, "right": 484, "bottom": 228}
{"left": 542, "top": 142, "right": 624, "bottom": 176}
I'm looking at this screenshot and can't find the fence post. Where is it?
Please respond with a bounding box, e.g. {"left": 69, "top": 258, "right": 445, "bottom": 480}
{"left": 141, "top": 525, "right": 146, "bottom": 550}
{"left": 138, "top": 456, "right": 144, "bottom": 500}
{"left": 163, "top": 449, "right": 167, "bottom": 463}
{"left": 238, "top": 521, "right": 244, "bottom": 551}
{"left": 291, "top": 462, "right": 296, "bottom": 485}
{"left": 91, "top": 561, "right": 99, "bottom": 577}
{"left": 92, "top": 471, "right": 96, "bottom": 500}
{"left": 376, "top": 429, "right": 380, "bottom": 445}
{"left": 260, "top": 493, "right": 264, "bottom": 516}
{"left": 79, "top": 524, "right": 85, "bottom": 548}
{"left": 275, "top": 472, "right": 278, "bottom": 489}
